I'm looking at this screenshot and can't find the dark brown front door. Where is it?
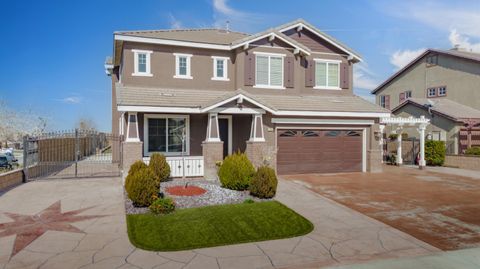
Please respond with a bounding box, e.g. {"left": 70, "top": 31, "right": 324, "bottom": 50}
{"left": 218, "top": 119, "right": 229, "bottom": 158}
{"left": 277, "top": 129, "right": 363, "bottom": 175}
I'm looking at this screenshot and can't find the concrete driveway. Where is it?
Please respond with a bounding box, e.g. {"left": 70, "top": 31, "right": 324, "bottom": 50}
{"left": 0, "top": 176, "right": 437, "bottom": 269}
{"left": 283, "top": 165, "right": 480, "bottom": 251}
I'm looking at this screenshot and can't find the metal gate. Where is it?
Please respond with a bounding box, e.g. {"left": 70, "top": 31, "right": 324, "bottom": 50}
{"left": 23, "top": 129, "right": 123, "bottom": 180}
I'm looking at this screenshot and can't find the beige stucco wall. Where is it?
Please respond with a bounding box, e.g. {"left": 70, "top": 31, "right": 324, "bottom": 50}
{"left": 119, "top": 37, "right": 353, "bottom": 96}
{"left": 375, "top": 53, "right": 480, "bottom": 111}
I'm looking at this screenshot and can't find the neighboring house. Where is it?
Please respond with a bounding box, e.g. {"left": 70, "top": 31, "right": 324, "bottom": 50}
{"left": 372, "top": 48, "right": 480, "bottom": 154}
{"left": 107, "top": 19, "right": 389, "bottom": 178}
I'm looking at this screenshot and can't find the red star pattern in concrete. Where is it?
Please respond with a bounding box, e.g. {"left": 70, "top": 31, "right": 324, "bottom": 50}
{"left": 0, "top": 201, "right": 106, "bottom": 257}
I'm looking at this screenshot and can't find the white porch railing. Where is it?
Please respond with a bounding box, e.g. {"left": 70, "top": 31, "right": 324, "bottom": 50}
{"left": 143, "top": 156, "right": 204, "bottom": 177}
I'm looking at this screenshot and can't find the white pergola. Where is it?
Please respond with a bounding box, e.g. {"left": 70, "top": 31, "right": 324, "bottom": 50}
{"left": 379, "top": 116, "right": 430, "bottom": 168}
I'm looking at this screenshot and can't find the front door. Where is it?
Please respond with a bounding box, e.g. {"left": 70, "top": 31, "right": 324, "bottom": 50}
{"left": 218, "top": 118, "right": 229, "bottom": 158}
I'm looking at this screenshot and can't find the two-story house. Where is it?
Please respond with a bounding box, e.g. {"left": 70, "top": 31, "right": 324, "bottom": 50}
{"left": 107, "top": 19, "right": 389, "bottom": 179}
{"left": 372, "top": 48, "right": 480, "bottom": 154}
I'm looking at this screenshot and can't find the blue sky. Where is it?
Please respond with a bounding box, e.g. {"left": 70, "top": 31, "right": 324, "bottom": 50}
{"left": 1, "top": 0, "right": 479, "bottom": 132}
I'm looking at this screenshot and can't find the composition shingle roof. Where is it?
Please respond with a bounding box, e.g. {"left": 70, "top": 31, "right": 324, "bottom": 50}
{"left": 115, "top": 28, "right": 248, "bottom": 45}
{"left": 392, "top": 98, "right": 480, "bottom": 121}
{"left": 116, "top": 84, "right": 388, "bottom": 113}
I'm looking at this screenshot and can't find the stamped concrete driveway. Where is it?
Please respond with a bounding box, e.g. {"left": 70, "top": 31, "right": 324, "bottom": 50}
{"left": 0, "top": 176, "right": 437, "bottom": 269}
{"left": 283, "top": 165, "right": 480, "bottom": 251}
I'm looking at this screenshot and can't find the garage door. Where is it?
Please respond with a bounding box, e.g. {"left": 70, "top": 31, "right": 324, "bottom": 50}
{"left": 277, "top": 129, "right": 363, "bottom": 175}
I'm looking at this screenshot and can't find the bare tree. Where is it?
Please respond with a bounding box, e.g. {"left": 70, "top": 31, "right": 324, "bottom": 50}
{"left": 0, "top": 100, "right": 49, "bottom": 148}
{"left": 76, "top": 117, "right": 97, "bottom": 131}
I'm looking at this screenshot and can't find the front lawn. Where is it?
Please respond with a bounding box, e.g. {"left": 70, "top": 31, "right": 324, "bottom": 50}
{"left": 127, "top": 201, "right": 313, "bottom": 251}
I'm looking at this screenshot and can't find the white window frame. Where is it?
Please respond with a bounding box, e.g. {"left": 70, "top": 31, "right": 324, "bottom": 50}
{"left": 313, "top": 58, "right": 341, "bottom": 90}
{"left": 427, "top": 87, "right": 437, "bottom": 97}
{"left": 132, "top": 49, "right": 153, "bottom": 77}
{"left": 405, "top": 90, "right": 412, "bottom": 99}
{"left": 143, "top": 114, "right": 190, "bottom": 157}
{"left": 211, "top": 56, "right": 229, "bottom": 81}
{"left": 438, "top": 87, "right": 446, "bottom": 96}
{"left": 253, "top": 52, "right": 285, "bottom": 90}
{"left": 173, "top": 53, "right": 193, "bottom": 79}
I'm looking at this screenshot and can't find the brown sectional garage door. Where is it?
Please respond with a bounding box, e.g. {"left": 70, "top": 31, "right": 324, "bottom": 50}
{"left": 277, "top": 129, "right": 363, "bottom": 175}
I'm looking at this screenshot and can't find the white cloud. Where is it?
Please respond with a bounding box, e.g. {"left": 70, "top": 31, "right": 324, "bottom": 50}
{"left": 381, "top": 1, "right": 480, "bottom": 38}
{"left": 353, "top": 63, "right": 380, "bottom": 90}
{"left": 448, "top": 29, "right": 480, "bottom": 52}
{"left": 59, "top": 96, "right": 82, "bottom": 104}
{"left": 168, "top": 13, "right": 183, "bottom": 29}
{"left": 211, "top": 0, "right": 272, "bottom": 32}
{"left": 390, "top": 48, "right": 425, "bottom": 70}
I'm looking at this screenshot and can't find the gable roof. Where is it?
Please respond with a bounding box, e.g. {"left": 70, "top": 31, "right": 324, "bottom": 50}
{"left": 392, "top": 98, "right": 480, "bottom": 121}
{"left": 372, "top": 49, "right": 480, "bottom": 94}
{"left": 113, "top": 19, "right": 361, "bottom": 61}
{"left": 115, "top": 28, "right": 248, "bottom": 45}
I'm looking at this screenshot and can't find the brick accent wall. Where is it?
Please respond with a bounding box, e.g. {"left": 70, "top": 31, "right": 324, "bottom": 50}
{"left": 0, "top": 169, "right": 23, "bottom": 191}
{"left": 245, "top": 141, "right": 269, "bottom": 169}
{"left": 122, "top": 142, "right": 143, "bottom": 177}
{"left": 445, "top": 155, "right": 480, "bottom": 171}
{"left": 202, "top": 141, "right": 223, "bottom": 180}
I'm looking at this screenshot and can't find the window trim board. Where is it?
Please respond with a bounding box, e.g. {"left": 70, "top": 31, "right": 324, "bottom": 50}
{"left": 173, "top": 53, "right": 193, "bottom": 79}
{"left": 211, "top": 56, "right": 229, "bottom": 81}
{"left": 313, "top": 59, "right": 341, "bottom": 90}
{"left": 143, "top": 114, "right": 190, "bottom": 157}
{"left": 254, "top": 53, "right": 285, "bottom": 89}
{"left": 132, "top": 49, "right": 153, "bottom": 77}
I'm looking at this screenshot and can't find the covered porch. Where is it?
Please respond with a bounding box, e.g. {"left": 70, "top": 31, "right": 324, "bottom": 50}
{"left": 120, "top": 95, "right": 268, "bottom": 179}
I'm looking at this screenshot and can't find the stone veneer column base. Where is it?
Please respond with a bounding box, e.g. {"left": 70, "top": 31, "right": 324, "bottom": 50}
{"left": 122, "top": 142, "right": 143, "bottom": 180}
{"left": 202, "top": 141, "right": 223, "bottom": 181}
{"left": 367, "top": 149, "right": 383, "bottom": 173}
{"left": 245, "top": 141, "right": 271, "bottom": 169}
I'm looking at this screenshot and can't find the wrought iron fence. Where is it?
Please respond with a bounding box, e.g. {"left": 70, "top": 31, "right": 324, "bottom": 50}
{"left": 23, "top": 129, "right": 123, "bottom": 180}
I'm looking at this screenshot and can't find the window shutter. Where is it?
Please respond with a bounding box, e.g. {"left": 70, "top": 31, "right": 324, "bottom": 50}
{"left": 340, "top": 62, "right": 349, "bottom": 89}
{"left": 284, "top": 56, "right": 294, "bottom": 88}
{"left": 385, "top": 95, "right": 390, "bottom": 110}
{"left": 399, "top": 92, "right": 405, "bottom": 103}
{"left": 305, "top": 59, "right": 315, "bottom": 87}
{"left": 244, "top": 53, "right": 255, "bottom": 86}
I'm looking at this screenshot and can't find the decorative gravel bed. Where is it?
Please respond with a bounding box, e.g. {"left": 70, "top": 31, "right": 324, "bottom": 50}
{"left": 125, "top": 179, "right": 270, "bottom": 214}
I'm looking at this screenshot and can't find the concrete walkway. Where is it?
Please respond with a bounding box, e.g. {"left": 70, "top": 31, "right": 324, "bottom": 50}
{"left": 0, "top": 177, "right": 438, "bottom": 269}
{"left": 325, "top": 247, "right": 480, "bottom": 269}
{"left": 404, "top": 165, "right": 480, "bottom": 179}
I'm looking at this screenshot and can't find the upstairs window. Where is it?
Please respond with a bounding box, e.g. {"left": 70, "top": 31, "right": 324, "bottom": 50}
{"left": 132, "top": 49, "right": 152, "bottom": 77}
{"left": 211, "top": 56, "right": 229, "bottom": 81}
{"left": 254, "top": 52, "right": 284, "bottom": 89}
{"left": 314, "top": 59, "right": 340, "bottom": 90}
{"left": 426, "top": 54, "right": 438, "bottom": 66}
{"left": 405, "top": 90, "right": 412, "bottom": 99}
{"left": 427, "top": 87, "right": 437, "bottom": 97}
{"left": 174, "top": 53, "right": 192, "bottom": 79}
{"left": 438, "top": 86, "right": 447, "bottom": 96}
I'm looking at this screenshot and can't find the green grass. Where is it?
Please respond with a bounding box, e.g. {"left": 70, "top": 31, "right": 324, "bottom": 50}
{"left": 127, "top": 201, "right": 314, "bottom": 251}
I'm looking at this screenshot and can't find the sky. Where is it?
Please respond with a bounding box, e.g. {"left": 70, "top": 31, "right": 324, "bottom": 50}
{"left": 1, "top": 0, "right": 479, "bottom": 132}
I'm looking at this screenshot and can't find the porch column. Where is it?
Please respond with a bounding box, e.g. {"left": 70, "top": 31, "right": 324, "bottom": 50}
{"left": 246, "top": 114, "right": 268, "bottom": 168}
{"left": 379, "top": 124, "right": 385, "bottom": 163}
{"left": 249, "top": 114, "right": 265, "bottom": 142}
{"left": 206, "top": 113, "right": 220, "bottom": 142}
{"left": 122, "top": 112, "right": 143, "bottom": 181}
{"left": 126, "top": 112, "right": 140, "bottom": 142}
{"left": 396, "top": 126, "right": 403, "bottom": 165}
{"left": 418, "top": 123, "right": 427, "bottom": 168}
{"left": 202, "top": 112, "right": 223, "bottom": 180}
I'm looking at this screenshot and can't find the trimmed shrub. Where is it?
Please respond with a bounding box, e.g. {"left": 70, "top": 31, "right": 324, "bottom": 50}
{"left": 425, "top": 140, "right": 446, "bottom": 166}
{"left": 125, "top": 167, "right": 159, "bottom": 207}
{"left": 149, "top": 197, "right": 175, "bottom": 214}
{"left": 125, "top": 161, "right": 148, "bottom": 191}
{"left": 218, "top": 152, "right": 255, "bottom": 190}
{"left": 465, "top": 146, "right": 480, "bottom": 156}
{"left": 249, "top": 166, "right": 278, "bottom": 198}
{"left": 149, "top": 153, "right": 171, "bottom": 183}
